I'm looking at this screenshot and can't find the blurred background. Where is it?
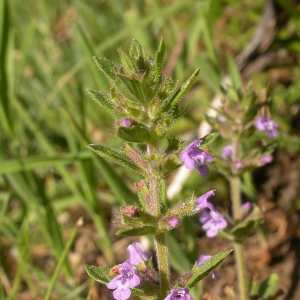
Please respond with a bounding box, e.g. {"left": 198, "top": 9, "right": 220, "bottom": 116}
{"left": 1, "top": 0, "right": 300, "bottom": 299}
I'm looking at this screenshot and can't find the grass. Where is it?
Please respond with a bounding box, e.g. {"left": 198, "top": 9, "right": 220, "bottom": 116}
{"left": 1, "top": 0, "right": 300, "bottom": 299}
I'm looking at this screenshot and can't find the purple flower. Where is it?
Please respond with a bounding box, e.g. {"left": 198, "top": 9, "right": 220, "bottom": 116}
{"left": 164, "top": 288, "right": 194, "bottom": 300}
{"left": 167, "top": 216, "right": 181, "bottom": 228}
{"left": 179, "top": 140, "right": 214, "bottom": 177}
{"left": 254, "top": 116, "right": 278, "bottom": 138}
{"left": 120, "top": 118, "right": 134, "bottom": 128}
{"left": 199, "top": 210, "right": 227, "bottom": 238}
{"left": 197, "top": 255, "right": 218, "bottom": 280}
{"left": 194, "top": 190, "right": 215, "bottom": 212}
{"left": 127, "top": 242, "right": 152, "bottom": 266}
{"left": 259, "top": 154, "right": 273, "bottom": 165}
{"left": 107, "top": 262, "right": 140, "bottom": 300}
{"left": 241, "top": 202, "right": 252, "bottom": 212}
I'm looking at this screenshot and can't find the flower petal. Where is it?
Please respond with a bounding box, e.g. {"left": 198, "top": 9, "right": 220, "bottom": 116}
{"left": 129, "top": 274, "right": 141, "bottom": 288}
{"left": 206, "top": 227, "right": 218, "bottom": 238}
{"left": 202, "top": 152, "right": 214, "bottom": 162}
{"left": 107, "top": 276, "right": 121, "bottom": 289}
{"left": 113, "top": 287, "right": 131, "bottom": 300}
{"left": 194, "top": 190, "right": 215, "bottom": 211}
{"left": 197, "top": 164, "right": 209, "bottom": 177}
{"left": 267, "top": 129, "right": 278, "bottom": 138}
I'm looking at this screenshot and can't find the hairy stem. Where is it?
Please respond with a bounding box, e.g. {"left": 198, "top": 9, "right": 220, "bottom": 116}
{"left": 155, "top": 233, "right": 170, "bottom": 299}
{"left": 230, "top": 139, "right": 248, "bottom": 300}
{"left": 147, "top": 145, "right": 170, "bottom": 299}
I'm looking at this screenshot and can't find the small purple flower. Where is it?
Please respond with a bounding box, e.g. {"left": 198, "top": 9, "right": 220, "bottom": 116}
{"left": 197, "top": 255, "right": 218, "bottom": 280}
{"left": 107, "top": 262, "right": 140, "bottom": 300}
{"left": 199, "top": 210, "right": 227, "bottom": 238}
{"left": 127, "top": 242, "right": 152, "bottom": 266}
{"left": 254, "top": 116, "right": 278, "bottom": 138}
{"left": 259, "top": 154, "right": 273, "bottom": 165}
{"left": 194, "top": 190, "right": 215, "bottom": 212}
{"left": 221, "top": 145, "right": 233, "bottom": 160}
{"left": 164, "top": 288, "right": 194, "bottom": 300}
{"left": 120, "top": 118, "right": 134, "bottom": 128}
{"left": 179, "top": 140, "right": 214, "bottom": 178}
{"left": 235, "top": 160, "right": 244, "bottom": 169}
{"left": 241, "top": 202, "right": 252, "bottom": 212}
{"left": 167, "top": 216, "right": 181, "bottom": 228}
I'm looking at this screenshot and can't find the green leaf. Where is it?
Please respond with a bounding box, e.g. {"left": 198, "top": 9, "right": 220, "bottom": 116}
{"left": 117, "top": 125, "right": 152, "bottom": 144}
{"left": 162, "top": 155, "right": 181, "bottom": 176}
{"left": 261, "top": 142, "right": 277, "bottom": 155}
{"left": 115, "top": 73, "right": 147, "bottom": 103}
{"left": 116, "top": 225, "right": 157, "bottom": 236}
{"left": 87, "top": 89, "right": 115, "bottom": 113}
{"left": 87, "top": 144, "right": 145, "bottom": 176}
{"left": 130, "top": 38, "right": 144, "bottom": 59}
{"left": 93, "top": 56, "right": 117, "bottom": 81}
{"left": 183, "top": 249, "right": 233, "bottom": 288}
{"left": 164, "top": 68, "right": 200, "bottom": 111}
{"left": 118, "top": 48, "right": 138, "bottom": 74}
{"left": 154, "top": 37, "right": 165, "bottom": 82}
{"left": 230, "top": 220, "right": 256, "bottom": 241}
{"left": 166, "top": 232, "right": 191, "bottom": 273}
{"left": 85, "top": 265, "right": 111, "bottom": 285}
{"left": 250, "top": 273, "right": 279, "bottom": 299}
{"left": 85, "top": 265, "right": 156, "bottom": 298}
{"left": 198, "top": 132, "right": 220, "bottom": 150}
{"left": 166, "top": 137, "right": 182, "bottom": 153}
{"left": 230, "top": 204, "right": 262, "bottom": 241}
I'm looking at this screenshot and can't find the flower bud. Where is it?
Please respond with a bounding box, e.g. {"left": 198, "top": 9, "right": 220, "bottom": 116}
{"left": 120, "top": 118, "right": 134, "bottom": 128}
{"left": 121, "top": 205, "right": 139, "bottom": 218}
{"left": 235, "top": 161, "right": 244, "bottom": 169}
{"left": 167, "top": 216, "right": 181, "bottom": 228}
{"left": 241, "top": 202, "right": 252, "bottom": 212}
{"left": 259, "top": 154, "right": 273, "bottom": 165}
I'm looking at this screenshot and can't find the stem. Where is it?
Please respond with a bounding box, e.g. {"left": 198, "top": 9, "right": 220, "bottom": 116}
{"left": 234, "top": 241, "right": 248, "bottom": 300}
{"left": 155, "top": 233, "right": 170, "bottom": 299}
{"left": 147, "top": 145, "right": 170, "bottom": 299}
{"left": 230, "top": 139, "right": 248, "bottom": 300}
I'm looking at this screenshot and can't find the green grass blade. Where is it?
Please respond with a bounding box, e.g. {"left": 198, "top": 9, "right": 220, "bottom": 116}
{"left": 44, "top": 226, "right": 79, "bottom": 300}
{"left": 0, "top": 0, "right": 12, "bottom": 137}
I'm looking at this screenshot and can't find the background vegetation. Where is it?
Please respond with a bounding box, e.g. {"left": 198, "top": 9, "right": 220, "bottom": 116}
{"left": 1, "top": 0, "right": 300, "bottom": 299}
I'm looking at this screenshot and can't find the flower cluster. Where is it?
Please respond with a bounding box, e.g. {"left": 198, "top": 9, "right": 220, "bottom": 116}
{"left": 107, "top": 243, "right": 151, "bottom": 300}
{"left": 193, "top": 190, "right": 228, "bottom": 238}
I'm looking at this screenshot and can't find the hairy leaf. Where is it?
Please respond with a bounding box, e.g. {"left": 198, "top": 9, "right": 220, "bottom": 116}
{"left": 163, "top": 68, "right": 200, "bottom": 111}
{"left": 153, "top": 37, "right": 165, "bottom": 82}
{"left": 87, "top": 144, "right": 145, "bottom": 176}
{"left": 88, "top": 89, "right": 114, "bottom": 113}
{"left": 182, "top": 249, "right": 233, "bottom": 288}
{"left": 198, "top": 132, "right": 220, "bottom": 150}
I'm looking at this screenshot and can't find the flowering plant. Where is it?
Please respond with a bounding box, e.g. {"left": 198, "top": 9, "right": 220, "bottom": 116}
{"left": 84, "top": 39, "right": 232, "bottom": 300}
